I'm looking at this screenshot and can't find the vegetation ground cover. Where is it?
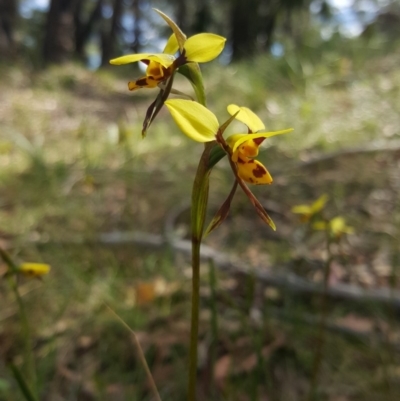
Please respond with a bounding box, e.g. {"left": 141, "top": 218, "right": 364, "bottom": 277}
{"left": 1, "top": 39, "right": 400, "bottom": 400}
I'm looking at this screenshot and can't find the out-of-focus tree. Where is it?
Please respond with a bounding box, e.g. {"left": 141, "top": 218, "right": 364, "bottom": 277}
{"left": 100, "top": 0, "right": 123, "bottom": 66}
{"left": 43, "top": 0, "right": 81, "bottom": 64}
{"left": 74, "top": 0, "right": 104, "bottom": 59}
{"left": 131, "top": 0, "right": 141, "bottom": 53}
{"left": 229, "top": 0, "right": 260, "bottom": 60}
{"left": 175, "top": 0, "right": 188, "bottom": 34}
{"left": 0, "top": 0, "right": 17, "bottom": 55}
{"left": 8, "top": 0, "right": 399, "bottom": 67}
{"left": 192, "top": 0, "right": 213, "bottom": 35}
{"left": 228, "top": 0, "right": 313, "bottom": 60}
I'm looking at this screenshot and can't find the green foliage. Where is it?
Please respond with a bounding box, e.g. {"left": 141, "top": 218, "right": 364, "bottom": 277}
{"left": 1, "top": 33, "right": 400, "bottom": 399}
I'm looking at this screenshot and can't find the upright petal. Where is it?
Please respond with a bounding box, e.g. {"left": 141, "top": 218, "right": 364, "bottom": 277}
{"left": 310, "top": 194, "right": 329, "bottom": 214}
{"left": 163, "top": 33, "right": 180, "bottom": 55}
{"left": 227, "top": 105, "right": 265, "bottom": 132}
{"left": 165, "top": 99, "right": 219, "bottom": 142}
{"left": 153, "top": 8, "right": 187, "bottom": 51}
{"left": 184, "top": 33, "right": 226, "bottom": 63}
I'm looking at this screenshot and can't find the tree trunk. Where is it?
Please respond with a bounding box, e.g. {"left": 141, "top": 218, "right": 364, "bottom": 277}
{"left": 175, "top": 0, "right": 188, "bottom": 34}
{"left": 0, "top": 0, "right": 17, "bottom": 54}
{"left": 131, "top": 0, "right": 141, "bottom": 53}
{"left": 74, "top": 0, "right": 104, "bottom": 58}
{"left": 43, "top": 0, "right": 81, "bottom": 64}
{"left": 192, "top": 0, "right": 212, "bottom": 34}
{"left": 101, "top": 0, "right": 123, "bottom": 67}
{"left": 230, "top": 0, "right": 260, "bottom": 60}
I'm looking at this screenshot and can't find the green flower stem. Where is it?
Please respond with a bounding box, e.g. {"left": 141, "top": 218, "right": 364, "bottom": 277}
{"left": 208, "top": 258, "right": 219, "bottom": 398}
{"left": 308, "top": 230, "right": 334, "bottom": 401}
{"left": 0, "top": 248, "right": 38, "bottom": 399}
{"left": 188, "top": 142, "right": 213, "bottom": 401}
{"left": 9, "top": 362, "right": 39, "bottom": 401}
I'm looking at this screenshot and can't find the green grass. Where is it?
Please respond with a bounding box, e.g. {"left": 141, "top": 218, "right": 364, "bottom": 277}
{"left": 1, "top": 37, "right": 400, "bottom": 400}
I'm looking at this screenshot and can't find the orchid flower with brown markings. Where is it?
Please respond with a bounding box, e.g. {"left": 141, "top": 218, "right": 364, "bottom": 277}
{"left": 110, "top": 9, "right": 226, "bottom": 136}
{"left": 164, "top": 99, "right": 293, "bottom": 231}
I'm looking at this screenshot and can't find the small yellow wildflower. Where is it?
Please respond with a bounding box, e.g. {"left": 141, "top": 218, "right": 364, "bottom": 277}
{"left": 291, "top": 194, "right": 329, "bottom": 222}
{"left": 18, "top": 263, "right": 51, "bottom": 278}
{"left": 313, "top": 217, "right": 354, "bottom": 238}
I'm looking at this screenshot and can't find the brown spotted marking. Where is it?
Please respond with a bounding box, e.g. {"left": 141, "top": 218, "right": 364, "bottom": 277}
{"left": 253, "top": 137, "right": 265, "bottom": 145}
{"left": 252, "top": 164, "right": 267, "bottom": 178}
{"left": 135, "top": 78, "right": 148, "bottom": 87}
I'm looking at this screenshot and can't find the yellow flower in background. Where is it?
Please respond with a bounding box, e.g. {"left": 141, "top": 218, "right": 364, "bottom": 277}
{"left": 292, "top": 194, "right": 329, "bottom": 222}
{"left": 313, "top": 216, "right": 354, "bottom": 238}
{"left": 18, "top": 263, "right": 51, "bottom": 278}
{"left": 164, "top": 99, "right": 292, "bottom": 185}
{"left": 110, "top": 9, "right": 226, "bottom": 91}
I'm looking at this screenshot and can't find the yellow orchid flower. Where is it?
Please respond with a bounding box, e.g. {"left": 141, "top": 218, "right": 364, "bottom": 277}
{"left": 313, "top": 216, "right": 354, "bottom": 238}
{"left": 110, "top": 9, "right": 226, "bottom": 91}
{"left": 292, "top": 194, "right": 329, "bottom": 222}
{"left": 165, "top": 100, "right": 292, "bottom": 185}
{"left": 225, "top": 105, "right": 292, "bottom": 184}
{"left": 165, "top": 99, "right": 293, "bottom": 231}
{"left": 18, "top": 263, "right": 51, "bottom": 278}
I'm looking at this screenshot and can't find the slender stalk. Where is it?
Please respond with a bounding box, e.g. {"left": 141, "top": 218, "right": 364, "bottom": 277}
{"left": 0, "top": 248, "right": 38, "bottom": 399}
{"left": 9, "top": 362, "right": 39, "bottom": 401}
{"left": 308, "top": 231, "right": 333, "bottom": 401}
{"left": 188, "top": 237, "right": 201, "bottom": 401}
{"left": 188, "top": 143, "right": 213, "bottom": 401}
{"left": 11, "top": 280, "right": 38, "bottom": 397}
{"left": 208, "top": 258, "right": 219, "bottom": 398}
{"left": 104, "top": 303, "right": 162, "bottom": 401}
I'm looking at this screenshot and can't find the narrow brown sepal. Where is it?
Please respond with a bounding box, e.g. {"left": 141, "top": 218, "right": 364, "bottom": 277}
{"left": 204, "top": 180, "right": 238, "bottom": 237}
{"left": 237, "top": 177, "right": 276, "bottom": 230}
{"left": 142, "top": 74, "right": 175, "bottom": 137}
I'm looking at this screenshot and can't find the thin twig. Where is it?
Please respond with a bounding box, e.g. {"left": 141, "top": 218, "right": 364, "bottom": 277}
{"left": 104, "top": 303, "right": 162, "bottom": 401}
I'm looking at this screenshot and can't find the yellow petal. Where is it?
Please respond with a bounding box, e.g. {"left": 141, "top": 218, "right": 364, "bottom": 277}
{"left": 164, "top": 99, "right": 219, "bottom": 142}
{"left": 237, "top": 159, "right": 273, "bottom": 185}
{"left": 291, "top": 205, "right": 312, "bottom": 214}
{"left": 230, "top": 130, "right": 293, "bottom": 154}
{"left": 330, "top": 217, "right": 354, "bottom": 235}
{"left": 110, "top": 53, "right": 175, "bottom": 68}
{"left": 163, "top": 33, "right": 179, "bottom": 55}
{"left": 184, "top": 33, "right": 226, "bottom": 63}
{"left": 153, "top": 8, "right": 187, "bottom": 51}
{"left": 227, "top": 105, "right": 265, "bottom": 132}
{"left": 18, "top": 263, "right": 50, "bottom": 277}
{"left": 226, "top": 134, "right": 246, "bottom": 149}
{"left": 310, "top": 194, "right": 329, "bottom": 213}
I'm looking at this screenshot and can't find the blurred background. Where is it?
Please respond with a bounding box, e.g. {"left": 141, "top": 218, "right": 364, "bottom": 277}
{"left": 1, "top": 0, "right": 400, "bottom": 400}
